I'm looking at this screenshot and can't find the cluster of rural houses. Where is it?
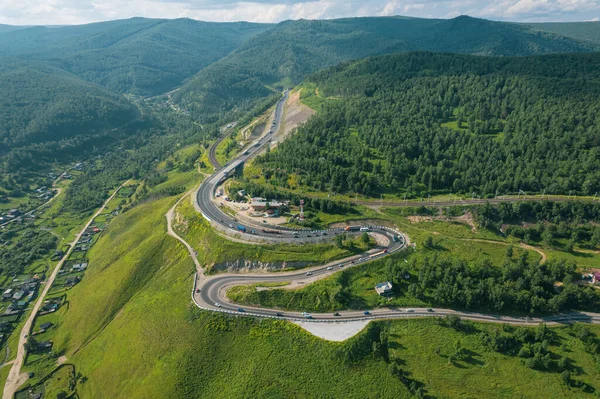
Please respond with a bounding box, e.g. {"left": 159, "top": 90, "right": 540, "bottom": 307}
{"left": 2, "top": 277, "right": 40, "bottom": 315}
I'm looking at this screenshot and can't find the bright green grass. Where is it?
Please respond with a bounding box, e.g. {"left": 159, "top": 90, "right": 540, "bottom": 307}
{"left": 19, "top": 184, "right": 600, "bottom": 398}
{"left": 215, "top": 136, "right": 240, "bottom": 166}
{"left": 299, "top": 82, "right": 334, "bottom": 111}
{"left": 0, "top": 195, "right": 31, "bottom": 212}
{"left": 545, "top": 247, "right": 600, "bottom": 270}
{"left": 5, "top": 312, "right": 29, "bottom": 362}
{"left": 198, "top": 147, "right": 215, "bottom": 174}
{"left": 387, "top": 319, "right": 600, "bottom": 398}
{"left": 23, "top": 191, "right": 412, "bottom": 398}
{"left": 227, "top": 237, "right": 540, "bottom": 313}
{"left": 382, "top": 209, "right": 600, "bottom": 271}
{"left": 153, "top": 169, "right": 198, "bottom": 193}
{"left": 0, "top": 364, "right": 10, "bottom": 388}
{"left": 40, "top": 364, "right": 75, "bottom": 398}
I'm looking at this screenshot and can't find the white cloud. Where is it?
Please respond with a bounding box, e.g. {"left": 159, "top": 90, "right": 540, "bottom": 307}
{"left": 0, "top": 0, "right": 598, "bottom": 25}
{"left": 478, "top": 0, "right": 600, "bottom": 20}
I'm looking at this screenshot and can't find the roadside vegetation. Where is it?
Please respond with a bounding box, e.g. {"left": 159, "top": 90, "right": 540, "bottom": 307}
{"left": 18, "top": 181, "right": 600, "bottom": 398}
{"left": 229, "top": 201, "right": 600, "bottom": 314}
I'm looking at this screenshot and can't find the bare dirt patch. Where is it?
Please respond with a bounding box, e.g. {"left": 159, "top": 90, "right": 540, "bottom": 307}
{"left": 279, "top": 89, "right": 315, "bottom": 139}
{"left": 519, "top": 243, "right": 547, "bottom": 264}
{"left": 330, "top": 219, "right": 397, "bottom": 229}
{"left": 408, "top": 212, "right": 477, "bottom": 232}
{"left": 407, "top": 216, "right": 433, "bottom": 224}
{"left": 293, "top": 320, "right": 370, "bottom": 342}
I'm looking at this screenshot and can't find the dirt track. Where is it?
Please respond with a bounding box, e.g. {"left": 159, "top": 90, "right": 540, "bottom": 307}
{"left": 2, "top": 181, "right": 129, "bottom": 399}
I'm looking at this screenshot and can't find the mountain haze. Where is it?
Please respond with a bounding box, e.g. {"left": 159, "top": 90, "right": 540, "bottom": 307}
{"left": 176, "top": 15, "right": 597, "bottom": 121}
{"left": 0, "top": 18, "right": 271, "bottom": 96}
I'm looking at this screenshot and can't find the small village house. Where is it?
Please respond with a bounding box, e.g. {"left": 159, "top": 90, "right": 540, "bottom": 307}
{"left": 375, "top": 281, "right": 393, "bottom": 296}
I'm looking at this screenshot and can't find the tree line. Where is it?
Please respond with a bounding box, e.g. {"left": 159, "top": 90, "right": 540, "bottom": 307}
{"left": 257, "top": 52, "right": 600, "bottom": 198}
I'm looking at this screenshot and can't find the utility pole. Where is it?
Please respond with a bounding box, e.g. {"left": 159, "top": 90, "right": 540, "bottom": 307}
{"left": 380, "top": 194, "right": 383, "bottom": 206}
{"left": 404, "top": 193, "right": 407, "bottom": 206}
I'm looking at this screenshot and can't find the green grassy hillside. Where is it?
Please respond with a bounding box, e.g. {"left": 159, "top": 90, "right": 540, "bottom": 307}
{"left": 25, "top": 190, "right": 410, "bottom": 398}
{"left": 17, "top": 191, "right": 600, "bottom": 398}
{"left": 176, "top": 15, "right": 597, "bottom": 122}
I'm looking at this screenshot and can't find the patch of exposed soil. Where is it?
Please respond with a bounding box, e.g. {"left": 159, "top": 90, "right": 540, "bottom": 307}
{"left": 408, "top": 212, "right": 477, "bottom": 232}
{"left": 280, "top": 90, "right": 315, "bottom": 138}
{"left": 212, "top": 259, "right": 312, "bottom": 273}
{"left": 330, "top": 219, "right": 397, "bottom": 229}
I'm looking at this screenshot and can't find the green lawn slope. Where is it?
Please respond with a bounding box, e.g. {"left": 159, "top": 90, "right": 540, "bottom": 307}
{"left": 18, "top": 188, "right": 600, "bottom": 398}
{"left": 33, "top": 194, "right": 411, "bottom": 398}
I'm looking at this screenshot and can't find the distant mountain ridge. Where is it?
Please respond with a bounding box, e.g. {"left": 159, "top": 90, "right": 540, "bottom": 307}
{"left": 0, "top": 15, "right": 599, "bottom": 164}
{"left": 524, "top": 21, "right": 600, "bottom": 45}
{"left": 175, "top": 15, "right": 599, "bottom": 122}
{"left": 0, "top": 18, "right": 271, "bottom": 96}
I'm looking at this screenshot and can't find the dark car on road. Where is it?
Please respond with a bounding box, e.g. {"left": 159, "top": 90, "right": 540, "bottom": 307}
{"left": 333, "top": 312, "right": 341, "bottom": 316}
{"left": 363, "top": 311, "right": 370, "bottom": 315}
{"left": 237, "top": 308, "right": 245, "bottom": 312}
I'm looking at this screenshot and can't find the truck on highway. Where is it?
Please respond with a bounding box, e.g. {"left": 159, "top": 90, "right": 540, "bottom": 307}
{"left": 344, "top": 226, "right": 361, "bottom": 232}
{"left": 360, "top": 227, "right": 370, "bottom": 232}
{"left": 236, "top": 225, "right": 247, "bottom": 232}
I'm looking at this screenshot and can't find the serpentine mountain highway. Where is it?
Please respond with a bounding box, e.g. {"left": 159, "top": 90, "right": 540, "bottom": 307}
{"left": 190, "top": 91, "right": 600, "bottom": 326}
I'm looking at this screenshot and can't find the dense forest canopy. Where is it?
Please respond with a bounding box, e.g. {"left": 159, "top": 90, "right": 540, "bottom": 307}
{"left": 257, "top": 52, "right": 600, "bottom": 198}
{"left": 176, "top": 15, "right": 598, "bottom": 122}
{"left": 0, "top": 59, "right": 137, "bottom": 153}
{"left": 0, "top": 18, "right": 270, "bottom": 96}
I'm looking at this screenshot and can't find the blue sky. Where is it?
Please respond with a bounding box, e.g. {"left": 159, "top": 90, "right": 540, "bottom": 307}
{"left": 0, "top": 0, "right": 598, "bottom": 26}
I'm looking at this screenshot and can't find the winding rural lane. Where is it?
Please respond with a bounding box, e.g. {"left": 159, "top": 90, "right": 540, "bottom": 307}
{"left": 2, "top": 181, "right": 129, "bottom": 399}
{"left": 166, "top": 189, "right": 204, "bottom": 280}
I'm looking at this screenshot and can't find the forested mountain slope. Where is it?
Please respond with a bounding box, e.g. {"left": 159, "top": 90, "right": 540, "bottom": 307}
{"left": 176, "top": 15, "right": 598, "bottom": 122}
{"left": 0, "top": 59, "right": 137, "bottom": 161}
{"left": 257, "top": 52, "right": 600, "bottom": 198}
{"left": 0, "top": 24, "right": 26, "bottom": 33}
{"left": 527, "top": 21, "right": 600, "bottom": 45}
{"left": 0, "top": 18, "right": 271, "bottom": 95}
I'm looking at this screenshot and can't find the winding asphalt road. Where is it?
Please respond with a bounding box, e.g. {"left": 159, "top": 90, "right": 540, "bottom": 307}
{"left": 190, "top": 90, "right": 600, "bottom": 326}
{"left": 208, "top": 125, "right": 235, "bottom": 170}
